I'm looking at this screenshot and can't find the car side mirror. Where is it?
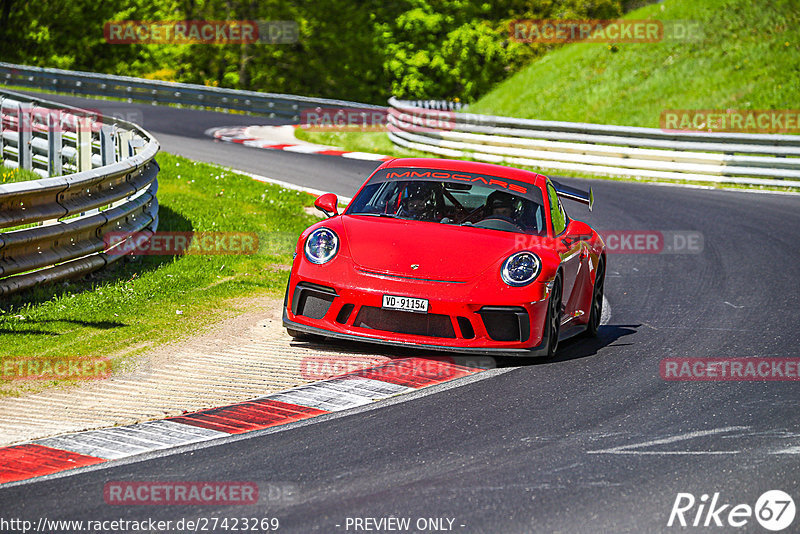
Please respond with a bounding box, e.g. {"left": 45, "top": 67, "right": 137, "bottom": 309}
{"left": 314, "top": 193, "right": 339, "bottom": 218}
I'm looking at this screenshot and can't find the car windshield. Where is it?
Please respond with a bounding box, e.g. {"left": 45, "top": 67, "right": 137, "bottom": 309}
{"left": 346, "top": 179, "right": 546, "bottom": 234}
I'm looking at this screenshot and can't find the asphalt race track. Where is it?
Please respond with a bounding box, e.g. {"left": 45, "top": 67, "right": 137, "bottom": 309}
{"left": 7, "top": 90, "right": 379, "bottom": 197}
{"left": 2, "top": 91, "right": 799, "bottom": 533}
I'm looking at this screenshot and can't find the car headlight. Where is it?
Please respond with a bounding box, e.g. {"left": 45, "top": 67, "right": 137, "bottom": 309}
{"left": 304, "top": 228, "right": 339, "bottom": 264}
{"left": 501, "top": 252, "right": 541, "bottom": 286}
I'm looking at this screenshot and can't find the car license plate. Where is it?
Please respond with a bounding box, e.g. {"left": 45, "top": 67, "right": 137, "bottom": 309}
{"left": 382, "top": 294, "right": 429, "bottom": 313}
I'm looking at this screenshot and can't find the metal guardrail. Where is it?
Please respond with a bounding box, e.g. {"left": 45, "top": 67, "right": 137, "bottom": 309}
{"left": 3, "top": 62, "right": 797, "bottom": 189}
{"left": 0, "top": 89, "right": 159, "bottom": 296}
{"left": 387, "top": 98, "right": 800, "bottom": 188}
{"left": 401, "top": 100, "right": 467, "bottom": 111}
{"left": 0, "top": 62, "right": 382, "bottom": 121}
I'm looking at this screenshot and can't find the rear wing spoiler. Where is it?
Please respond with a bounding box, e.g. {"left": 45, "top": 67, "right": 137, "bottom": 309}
{"left": 551, "top": 179, "right": 594, "bottom": 212}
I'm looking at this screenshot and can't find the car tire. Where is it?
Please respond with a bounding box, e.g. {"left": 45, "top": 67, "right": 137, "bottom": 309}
{"left": 545, "top": 274, "right": 563, "bottom": 358}
{"left": 585, "top": 257, "right": 605, "bottom": 338}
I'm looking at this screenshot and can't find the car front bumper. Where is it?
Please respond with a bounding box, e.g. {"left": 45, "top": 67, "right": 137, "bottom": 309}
{"left": 283, "top": 260, "right": 554, "bottom": 357}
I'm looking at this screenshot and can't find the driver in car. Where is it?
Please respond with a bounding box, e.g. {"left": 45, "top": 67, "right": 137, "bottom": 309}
{"left": 398, "top": 182, "right": 439, "bottom": 221}
{"left": 484, "top": 190, "right": 519, "bottom": 221}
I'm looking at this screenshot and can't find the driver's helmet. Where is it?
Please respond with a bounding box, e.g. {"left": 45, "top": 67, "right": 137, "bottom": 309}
{"left": 485, "top": 190, "right": 518, "bottom": 219}
{"left": 400, "top": 182, "right": 437, "bottom": 220}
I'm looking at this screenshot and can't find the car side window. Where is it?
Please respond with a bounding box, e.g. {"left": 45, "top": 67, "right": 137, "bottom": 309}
{"left": 546, "top": 181, "right": 567, "bottom": 235}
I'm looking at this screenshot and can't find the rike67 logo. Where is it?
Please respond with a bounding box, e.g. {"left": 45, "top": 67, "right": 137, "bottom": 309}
{"left": 668, "top": 490, "right": 795, "bottom": 531}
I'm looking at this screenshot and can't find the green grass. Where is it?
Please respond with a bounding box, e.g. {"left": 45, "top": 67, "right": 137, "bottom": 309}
{"left": 0, "top": 152, "right": 319, "bottom": 396}
{"left": 297, "top": 0, "right": 800, "bottom": 191}
{"left": 294, "top": 129, "right": 429, "bottom": 158}
{"left": 468, "top": 0, "right": 800, "bottom": 124}
{"left": 0, "top": 165, "right": 41, "bottom": 184}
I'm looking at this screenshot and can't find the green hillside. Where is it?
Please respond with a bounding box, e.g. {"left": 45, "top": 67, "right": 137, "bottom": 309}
{"left": 468, "top": 0, "right": 800, "bottom": 127}
{"left": 297, "top": 0, "right": 799, "bottom": 191}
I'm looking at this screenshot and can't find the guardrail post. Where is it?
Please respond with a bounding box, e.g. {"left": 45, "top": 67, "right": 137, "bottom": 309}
{"left": 17, "top": 102, "right": 33, "bottom": 170}
{"left": 0, "top": 96, "right": 4, "bottom": 161}
{"left": 76, "top": 115, "right": 92, "bottom": 172}
{"left": 117, "top": 130, "right": 133, "bottom": 159}
{"left": 47, "top": 110, "right": 62, "bottom": 176}
{"left": 100, "top": 125, "right": 116, "bottom": 166}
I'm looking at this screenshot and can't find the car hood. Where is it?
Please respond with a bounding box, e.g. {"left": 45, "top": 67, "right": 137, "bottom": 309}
{"left": 341, "top": 215, "right": 522, "bottom": 281}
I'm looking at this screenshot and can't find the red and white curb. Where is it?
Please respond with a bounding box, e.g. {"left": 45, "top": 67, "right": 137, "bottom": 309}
{"left": 207, "top": 125, "right": 392, "bottom": 161}
{"left": 0, "top": 358, "right": 480, "bottom": 485}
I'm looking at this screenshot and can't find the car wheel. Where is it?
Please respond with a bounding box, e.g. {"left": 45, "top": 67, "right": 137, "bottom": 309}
{"left": 546, "top": 274, "right": 562, "bottom": 358}
{"left": 585, "top": 257, "right": 605, "bottom": 337}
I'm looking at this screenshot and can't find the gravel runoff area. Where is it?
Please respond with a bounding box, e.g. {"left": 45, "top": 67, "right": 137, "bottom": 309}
{"left": 0, "top": 295, "right": 402, "bottom": 447}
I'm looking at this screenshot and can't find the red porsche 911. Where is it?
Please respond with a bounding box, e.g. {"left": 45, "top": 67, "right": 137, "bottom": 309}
{"left": 283, "top": 158, "right": 606, "bottom": 357}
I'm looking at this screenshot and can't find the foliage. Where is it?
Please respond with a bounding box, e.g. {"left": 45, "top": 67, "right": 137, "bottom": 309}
{"left": 0, "top": 165, "right": 41, "bottom": 184}
{"left": 0, "top": 0, "right": 625, "bottom": 103}
{"left": 297, "top": 0, "right": 799, "bottom": 191}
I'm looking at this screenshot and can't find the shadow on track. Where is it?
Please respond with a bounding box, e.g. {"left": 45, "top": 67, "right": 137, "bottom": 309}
{"left": 542, "top": 323, "right": 639, "bottom": 363}
{"left": 287, "top": 323, "right": 640, "bottom": 374}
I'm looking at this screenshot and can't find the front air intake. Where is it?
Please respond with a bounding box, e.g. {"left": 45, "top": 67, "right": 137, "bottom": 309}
{"left": 353, "top": 306, "right": 456, "bottom": 338}
{"left": 291, "top": 282, "right": 337, "bottom": 320}
{"left": 457, "top": 316, "right": 475, "bottom": 339}
{"left": 335, "top": 303, "right": 355, "bottom": 324}
{"left": 478, "top": 306, "right": 530, "bottom": 342}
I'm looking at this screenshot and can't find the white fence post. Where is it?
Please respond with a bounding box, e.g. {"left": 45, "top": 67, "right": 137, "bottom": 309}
{"left": 47, "top": 110, "right": 62, "bottom": 176}
{"left": 116, "top": 130, "right": 132, "bottom": 159}
{"left": 17, "top": 102, "right": 32, "bottom": 170}
{"left": 76, "top": 115, "right": 92, "bottom": 172}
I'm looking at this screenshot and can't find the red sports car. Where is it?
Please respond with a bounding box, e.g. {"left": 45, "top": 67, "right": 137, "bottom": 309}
{"left": 283, "top": 158, "right": 605, "bottom": 357}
